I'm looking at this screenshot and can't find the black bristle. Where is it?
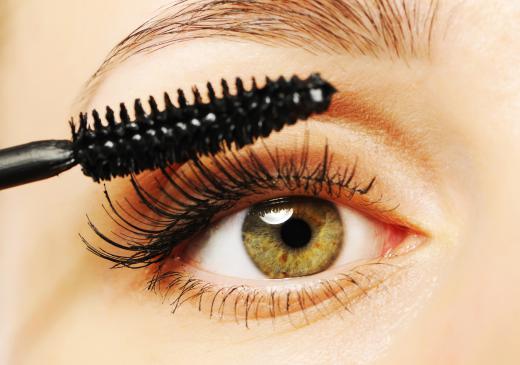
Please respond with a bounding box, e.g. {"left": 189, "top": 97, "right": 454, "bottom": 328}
{"left": 134, "top": 99, "right": 146, "bottom": 119}
{"left": 78, "top": 113, "right": 88, "bottom": 138}
{"left": 72, "top": 73, "right": 336, "bottom": 182}
{"left": 149, "top": 96, "right": 159, "bottom": 116}
{"left": 119, "top": 103, "right": 130, "bottom": 124}
{"left": 69, "top": 119, "right": 77, "bottom": 141}
{"left": 79, "top": 112, "right": 88, "bottom": 127}
{"left": 177, "top": 89, "right": 187, "bottom": 108}
{"left": 277, "top": 75, "right": 286, "bottom": 85}
{"left": 105, "top": 106, "right": 116, "bottom": 127}
{"left": 221, "top": 79, "right": 230, "bottom": 97}
{"left": 192, "top": 87, "right": 202, "bottom": 104}
{"left": 164, "top": 92, "right": 174, "bottom": 111}
{"left": 207, "top": 82, "right": 216, "bottom": 102}
{"left": 236, "top": 78, "right": 245, "bottom": 95}
{"left": 92, "top": 109, "right": 102, "bottom": 129}
{"left": 290, "top": 75, "right": 303, "bottom": 87}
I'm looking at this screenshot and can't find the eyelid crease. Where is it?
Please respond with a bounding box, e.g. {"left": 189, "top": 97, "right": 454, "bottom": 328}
{"left": 135, "top": 88, "right": 432, "bottom": 182}
{"left": 316, "top": 91, "right": 433, "bottom": 170}
{"left": 137, "top": 124, "right": 427, "bottom": 234}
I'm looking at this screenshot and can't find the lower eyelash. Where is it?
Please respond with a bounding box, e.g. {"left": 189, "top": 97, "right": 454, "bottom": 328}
{"left": 147, "top": 260, "right": 401, "bottom": 328}
{"left": 83, "top": 134, "right": 378, "bottom": 269}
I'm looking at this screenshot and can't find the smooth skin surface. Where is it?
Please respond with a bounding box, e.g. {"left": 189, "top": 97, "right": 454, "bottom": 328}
{"left": 1, "top": 1, "right": 520, "bottom": 364}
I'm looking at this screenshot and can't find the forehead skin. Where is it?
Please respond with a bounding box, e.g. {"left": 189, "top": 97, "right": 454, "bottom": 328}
{"left": 2, "top": 1, "right": 520, "bottom": 364}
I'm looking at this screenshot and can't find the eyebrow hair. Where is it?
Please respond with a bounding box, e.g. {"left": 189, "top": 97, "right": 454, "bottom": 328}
{"left": 79, "top": 0, "right": 439, "bottom": 104}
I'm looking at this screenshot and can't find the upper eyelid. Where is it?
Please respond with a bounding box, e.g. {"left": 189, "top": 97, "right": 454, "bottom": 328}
{"left": 304, "top": 90, "right": 435, "bottom": 178}
{"left": 316, "top": 91, "right": 428, "bottom": 163}
{"left": 134, "top": 113, "right": 432, "bottom": 230}
{"left": 85, "top": 140, "right": 383, "bottom": 268}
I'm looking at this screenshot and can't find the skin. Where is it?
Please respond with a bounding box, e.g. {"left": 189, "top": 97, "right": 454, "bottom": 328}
{"left": 1, "top": 0, "right": 520, "bottom": 364}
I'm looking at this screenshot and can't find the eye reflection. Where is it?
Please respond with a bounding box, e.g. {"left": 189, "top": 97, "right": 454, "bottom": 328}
{"left": 259, "top": 206, "right": 294, "bottom": 225}
{"left": 243, "top": 197, "right": 343, "bottom": 278}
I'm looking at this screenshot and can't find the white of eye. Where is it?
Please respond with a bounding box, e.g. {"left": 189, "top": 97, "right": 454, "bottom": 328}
{"left": 182, "top": 202, "right": 384, "bottom": 279}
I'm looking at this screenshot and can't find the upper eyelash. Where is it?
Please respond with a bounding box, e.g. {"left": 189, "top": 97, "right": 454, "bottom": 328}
{"left": 82, "top": 135, "right": 377, "bottom": 269}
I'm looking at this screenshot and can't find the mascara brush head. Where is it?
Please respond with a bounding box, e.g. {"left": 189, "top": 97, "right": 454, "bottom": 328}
{"left": 71, "top": 73, "right": 337, "bottom": 181}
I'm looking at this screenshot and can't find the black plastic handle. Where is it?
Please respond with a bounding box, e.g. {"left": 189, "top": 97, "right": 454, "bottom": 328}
{"left": 0, "top": 140, "right": 77, "bottom": 190}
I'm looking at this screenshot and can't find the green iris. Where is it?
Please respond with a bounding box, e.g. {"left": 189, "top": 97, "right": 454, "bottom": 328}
{"left": 242, "top": 197, "right": 343, "bottom": 279}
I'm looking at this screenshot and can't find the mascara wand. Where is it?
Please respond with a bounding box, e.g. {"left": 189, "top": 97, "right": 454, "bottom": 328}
{"left": 0, "top": 73, "right": 336, "bottom": 190}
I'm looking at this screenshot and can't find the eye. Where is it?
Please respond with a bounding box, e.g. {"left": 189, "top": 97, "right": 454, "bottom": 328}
{"left": 85, "top": 121, "right": 428, "bottom": 327}
{"left": 182, "top": 196, "right": 394, "bottom": 280}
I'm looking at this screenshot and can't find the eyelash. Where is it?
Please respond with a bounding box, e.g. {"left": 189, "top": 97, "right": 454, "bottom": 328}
{"left": 83, "top": 134, "right": 377, "bottom": 269}
{"left": 83, "top": 134, "right": 403, "bottom": 325}
{"left": 147, "top": 260, "right": 399, "bottom": 328}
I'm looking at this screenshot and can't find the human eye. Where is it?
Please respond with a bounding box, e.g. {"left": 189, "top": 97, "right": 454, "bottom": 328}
{"left": 176, "top": 192, "right": 411, "bottom": 325}
{"left": 82, "top": 79, "right": 438, "bottom": 328}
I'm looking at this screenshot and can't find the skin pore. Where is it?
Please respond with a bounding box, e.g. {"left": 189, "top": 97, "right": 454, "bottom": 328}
{"left": 2, "top": 0, "right": 520, "bottom": 364}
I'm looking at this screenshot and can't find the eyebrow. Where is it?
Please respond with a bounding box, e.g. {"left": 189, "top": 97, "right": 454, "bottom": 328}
{"left": 79, "top": 0, "right": 439, "bottom": 104}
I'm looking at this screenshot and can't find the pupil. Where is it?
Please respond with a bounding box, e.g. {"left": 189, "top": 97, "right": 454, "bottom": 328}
{"left": 280, "top": 218, "right": 312, "bottom": 249}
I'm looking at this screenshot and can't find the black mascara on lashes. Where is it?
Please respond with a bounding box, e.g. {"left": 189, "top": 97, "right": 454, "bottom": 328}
{"left": 0, "top": 73, "right": 336, "bottom": 190}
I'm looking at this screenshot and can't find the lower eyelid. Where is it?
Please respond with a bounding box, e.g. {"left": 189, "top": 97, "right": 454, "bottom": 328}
{"left": 144, "top": 212, "right": 426, "bottom": 324}
{"left": 148, "top": 239, "right": 421, "bottom": 326}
